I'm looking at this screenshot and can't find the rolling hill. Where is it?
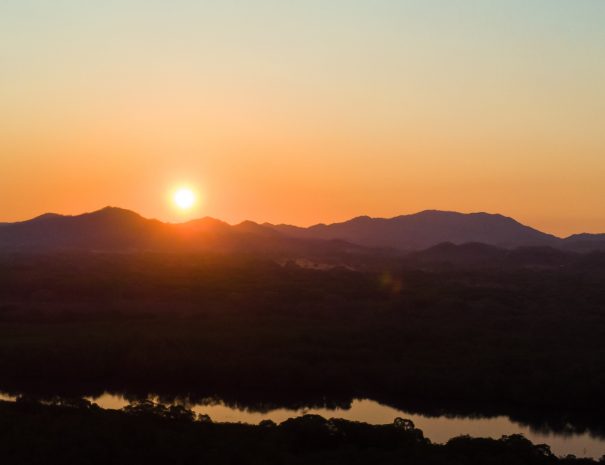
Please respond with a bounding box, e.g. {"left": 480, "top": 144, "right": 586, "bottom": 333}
{"left": 0, "top": 207, "right": 367, "bottom": 262}
{"left": 1, "top": 208, "right": 604, "bottom": 257}
{"left": 268, "top": 210, "right": 560, "bottom": 250}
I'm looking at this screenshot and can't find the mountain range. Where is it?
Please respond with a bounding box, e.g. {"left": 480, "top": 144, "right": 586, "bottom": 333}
{"left": 267, "top": 210, "right": 560, "bottom": 250}
{"left": 1, "top": 207, "right": 604, "bottom": 257}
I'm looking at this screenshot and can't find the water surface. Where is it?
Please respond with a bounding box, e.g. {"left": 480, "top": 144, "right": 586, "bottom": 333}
{"left": 2, "top": 391, "right": 601, "bottom": 458}
{"left": 88, "top": 393, "right": 604, "bottom": 459}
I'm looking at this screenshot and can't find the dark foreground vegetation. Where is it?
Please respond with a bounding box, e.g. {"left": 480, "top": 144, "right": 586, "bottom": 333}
{"left": 0, "top": 398, "right": 599, "bottom": 465}
{"left": 0, "top": 252, "right": 604, "bottom": 435}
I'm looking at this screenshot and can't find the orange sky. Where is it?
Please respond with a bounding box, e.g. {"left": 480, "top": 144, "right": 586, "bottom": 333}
{"left": 1, "top": 1, "right": 604, "bottom": 236}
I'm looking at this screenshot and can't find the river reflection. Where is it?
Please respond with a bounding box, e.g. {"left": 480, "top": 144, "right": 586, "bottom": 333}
{"left": 1, "top": 391, "right": 601, "bottom": 459}
{"left": 81, "top": 393, "right": 603, "bottom": 459}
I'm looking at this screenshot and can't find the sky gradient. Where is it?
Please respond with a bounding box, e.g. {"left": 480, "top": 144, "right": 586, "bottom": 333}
{"left": 1, "top": 0, "right": 604, "bottom": 235}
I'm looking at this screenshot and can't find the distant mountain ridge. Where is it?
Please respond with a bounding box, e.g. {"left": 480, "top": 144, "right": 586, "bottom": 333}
{"left": 267, "top": 210, "right": 560, "bottom": 250}
{"left": 1, "top": 207, "right": 604, "bottom": 254}
{"left": 0, "top": 207, "right": 365, "bottom": 259}
{"left": 268, "top": 210, "right": 605, "bottom": 252}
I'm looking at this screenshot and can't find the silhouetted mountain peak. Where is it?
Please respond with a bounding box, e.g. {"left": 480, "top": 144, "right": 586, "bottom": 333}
{"left": 269, "top": 210, "right": 559, "bottom": 250}
{"left": 561, "top": 233, "right": 605, "bottom": 253}
{"left": 2, "top": 207, "right": 605, "bottom": 255}
{"left": 185, "top": 217, "right": 230, "bottom": 229}
{"left": 29, "top": 212, "right": 63, "bottom": 222}
{"left": 349, "top": 215, "right": 373, "bottom": 223}
{"left": 234, "top": 220, "right": 281, "bottom": 236}
{"left": 566, "top": 233, "right": 605, "bottom": 240}
{"left": 236, "top": 220, "right": 260, "bottom": 228}
{"left": 0, "top": 207, "right": 161, "bottom": 251}
{"left": 85, "top": 206, "right": 147, "bottom": 221}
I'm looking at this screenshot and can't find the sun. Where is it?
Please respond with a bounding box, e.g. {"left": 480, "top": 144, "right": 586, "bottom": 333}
{"left": 173, "top": 187, "right": 197, "bottom": 210}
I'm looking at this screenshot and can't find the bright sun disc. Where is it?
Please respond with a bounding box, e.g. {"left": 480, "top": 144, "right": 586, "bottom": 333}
{"left": 173, "top": 188, "right": 196, "bottom": 210}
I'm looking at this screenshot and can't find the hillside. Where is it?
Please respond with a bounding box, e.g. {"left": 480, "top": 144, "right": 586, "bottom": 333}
{"left": 2, "top": 208, "right": 605, "bottom": 255}
{"left": 269, "top": 210, "right": 559, "bottom": 250}
{"left": 0, "top": 207, "right": 369, "bottom": 263}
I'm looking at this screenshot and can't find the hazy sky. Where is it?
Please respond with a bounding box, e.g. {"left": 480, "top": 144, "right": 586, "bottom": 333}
{"left": 1, "top": 0, "right": 604, "bottom": 235}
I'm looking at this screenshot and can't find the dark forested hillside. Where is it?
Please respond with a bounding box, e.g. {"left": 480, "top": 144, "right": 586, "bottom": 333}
{"left": 0, "top": 251, "right": 604, "bottom": 435}
{"left": 1, "top": 398, "right": 596, "bottom": 465}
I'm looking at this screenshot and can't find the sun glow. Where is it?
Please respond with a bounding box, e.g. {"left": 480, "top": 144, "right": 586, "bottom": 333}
{"left": 173, "top": 187, "right": 197, "bottom": 211}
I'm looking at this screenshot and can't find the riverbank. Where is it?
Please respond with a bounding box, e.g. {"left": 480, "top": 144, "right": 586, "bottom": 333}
{"left": 0, "top": 398, "right": 598, "bottom": 465}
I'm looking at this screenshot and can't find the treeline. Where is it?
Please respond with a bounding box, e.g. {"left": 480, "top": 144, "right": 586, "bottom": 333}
{"left": 0, "top": 252, "right": 604, "bottom": 433}
{"left": 0, "top": 398, "right": 598, "bottom": 465}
